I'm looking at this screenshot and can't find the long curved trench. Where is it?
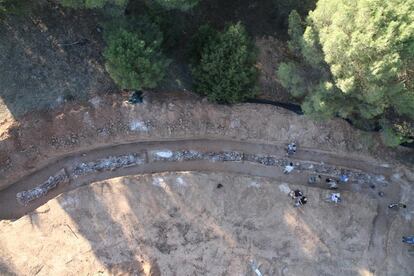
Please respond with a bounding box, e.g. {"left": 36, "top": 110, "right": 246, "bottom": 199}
{"left": 0, "top": 138, "right": 396, "bottom": 220}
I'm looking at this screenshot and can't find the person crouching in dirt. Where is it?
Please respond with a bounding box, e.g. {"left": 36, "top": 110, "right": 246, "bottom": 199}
{"left": 290, "top": 189, "right": 303, "bottom": 199}
{"left": 326, "top": 178, "right": 338, "bottom": 190}
{"left": 388, "top": 203, "right": 407, "bottom": 209}
{"left": 287, "top": 142, "right": 297, "bottom": 156}
{"left": 284, "top": 162, "right": 294, "bottom": 174}
{"left": 339, "top": 173, "right": 349, "bottom": 183}
{"left": 402, "top": 236, "right": 414, "bottom": 245}
{"left": 327, "top": 192, "right": 341, "bottom": 204}
{"left": 296, "top": 196, "right": 308, "bottom": 207}
{"left": 289, "top": 189, "right": 307, "bottom": 207}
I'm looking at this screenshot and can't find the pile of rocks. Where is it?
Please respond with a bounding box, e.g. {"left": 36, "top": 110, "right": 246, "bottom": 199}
{"left": 16, "top": 169, "right": 68, "bottom": 206}
{"left": 71, "top": 153, "right": 145, "bottom": 177}
{"left": 151, "top": 150, "right": 243, "bottom": 162}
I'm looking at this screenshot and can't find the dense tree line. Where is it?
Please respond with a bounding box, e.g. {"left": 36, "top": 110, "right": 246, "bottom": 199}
{"left": 1, "top": 0, "right": 413, "bottom": 146}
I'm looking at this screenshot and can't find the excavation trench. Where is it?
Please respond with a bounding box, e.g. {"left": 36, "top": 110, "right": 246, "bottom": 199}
{"left": 0, "top": 138, "right": 394, "bottom": 220}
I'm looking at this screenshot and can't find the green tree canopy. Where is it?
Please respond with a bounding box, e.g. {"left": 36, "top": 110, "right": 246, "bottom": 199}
{"left": 59, "top": 0, "right": 127, "bottom": 9}
{"left": 154, "top": 0, "right": 199, "bottom": 11}
{"left": 278, "top": 0, "right": 414, "bottom": 145}
{"left": 103, "top": 18, "right": 170, "bottom": 90}
{"left": 192, "top": 23, "right": 258, "bottom": 104}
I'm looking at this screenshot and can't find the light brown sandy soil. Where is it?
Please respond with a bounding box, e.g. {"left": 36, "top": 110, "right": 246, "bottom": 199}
{"left": 0, "top": 172, "right": 413, "bottom": 276}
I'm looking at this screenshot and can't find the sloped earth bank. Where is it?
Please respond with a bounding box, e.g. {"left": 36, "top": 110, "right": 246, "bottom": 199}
{"left": 1, "top": 172, "right": 413, "bottom": 276}
{"left": 0, "top": 93, "right": 413, "bottom": 275}
{"left": 0, "top": 92, "right": 411, "bottom": 190}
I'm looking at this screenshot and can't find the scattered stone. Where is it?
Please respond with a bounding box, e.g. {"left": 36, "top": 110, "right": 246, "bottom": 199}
{"left": 16, "top": 169, "right": 68, "bottom": 206}
{"left": 72, "top": 153, "right": 145, "bottom": 177}
{"left": 129, "top": 120, "right": 149, "bottom": 132}
{"left": 89, "top": 96, "right": 101, "bottom": 108}
{"left": 149, "top": 149, "right": 384, "bottom": 188}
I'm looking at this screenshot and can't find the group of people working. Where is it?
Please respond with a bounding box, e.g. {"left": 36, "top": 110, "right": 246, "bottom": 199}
{"left": 285, "top": 142, "right": 343, "bottom": 207}
{"left": 285, "top": 142, "right": 413, "bottom": 247}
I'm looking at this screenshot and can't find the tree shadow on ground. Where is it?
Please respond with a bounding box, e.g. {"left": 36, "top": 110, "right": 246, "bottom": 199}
{"left": 0, "top": 258, "right": 17, "bottom": 276}
{"left": 56, "top": 183, "right": 144, "bottom": 274}
{"left": 0, "top": 0, "right": 115, "bottom": 120}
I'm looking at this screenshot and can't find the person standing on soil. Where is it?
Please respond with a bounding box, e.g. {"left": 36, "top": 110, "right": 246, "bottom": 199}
{"left": 284, "top": 162, "right": 294, "bottom": 174}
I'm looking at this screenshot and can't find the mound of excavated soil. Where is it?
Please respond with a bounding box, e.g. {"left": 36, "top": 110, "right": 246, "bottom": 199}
{"left": 0, "top": 172, "right": 412, "bottom": 275}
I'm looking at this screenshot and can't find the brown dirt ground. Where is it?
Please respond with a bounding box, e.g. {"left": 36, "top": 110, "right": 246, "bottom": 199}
{"left": 1, "top": 172, "right": 413, "bottom": 276}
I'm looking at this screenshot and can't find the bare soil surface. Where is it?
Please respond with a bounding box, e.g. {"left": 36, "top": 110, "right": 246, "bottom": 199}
{"left": 1, "top": 172, "right": 413, "bottom": 276}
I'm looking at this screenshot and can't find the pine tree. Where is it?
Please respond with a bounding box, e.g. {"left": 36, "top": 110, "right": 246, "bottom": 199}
{"left": 277, "top": 0, "right": 414, "bottom": 145}
{"left": 192, "top": 23, "right": 258, "bottom": 104}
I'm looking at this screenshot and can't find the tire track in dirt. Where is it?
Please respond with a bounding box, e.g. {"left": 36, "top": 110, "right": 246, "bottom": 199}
{"left": 0, "top": 138, "right": 395, "bottom": 220}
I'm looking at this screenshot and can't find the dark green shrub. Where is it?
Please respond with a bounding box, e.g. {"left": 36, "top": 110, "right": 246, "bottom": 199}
{"left": 276, "top": 62, "right": 307, "bottom": 98}
{"left": 192, "top": 23, "right": 258, "bottom": 104}
{"left": 154, "top": 0, "right": 199, "bottom": 11}
{"left": 273, "top": 0, "right": 316, "bottom": 30}
{"left": 59, "top": 0, "right": 127, "bottom": 9}
{"left": 103, "top": 18, "right": 170, "bottom": 90}
{"left": 190, "top": 24, "right": 217, "bottom": 63}
{"left": 381, "top": 124, "right": 404, "bottom": 148}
